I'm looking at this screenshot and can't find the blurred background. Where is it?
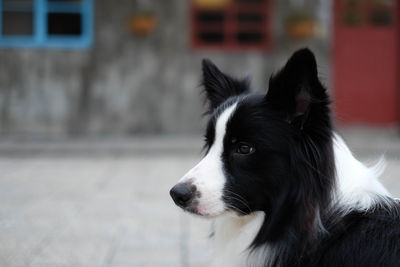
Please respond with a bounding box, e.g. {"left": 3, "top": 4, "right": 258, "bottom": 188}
{"left": 0, "top": 0, "right": 400, "bottom": 266}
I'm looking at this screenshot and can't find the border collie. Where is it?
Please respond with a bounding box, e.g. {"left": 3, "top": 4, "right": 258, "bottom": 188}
{"left": 169, "top": 49, "right": 400, "bottom": 267}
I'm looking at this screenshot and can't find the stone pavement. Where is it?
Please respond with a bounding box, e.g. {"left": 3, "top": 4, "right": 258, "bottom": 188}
{"left": 0, "top": 153, "right": 212, "bottom": 267}
{"left": 0, "top": 130, "right": 399, "bottom": 267}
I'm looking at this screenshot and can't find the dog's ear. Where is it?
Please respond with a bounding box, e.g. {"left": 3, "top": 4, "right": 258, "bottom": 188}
{"left": 265, "top": 48, "right": 329, "bottom": 128}
{"left": 202, "top": 59, "right": 249, "bottom": 112}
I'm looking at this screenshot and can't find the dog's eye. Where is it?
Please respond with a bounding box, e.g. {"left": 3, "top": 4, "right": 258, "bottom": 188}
{"left": 236, "top": 143, "right": 255, "bottom": 155}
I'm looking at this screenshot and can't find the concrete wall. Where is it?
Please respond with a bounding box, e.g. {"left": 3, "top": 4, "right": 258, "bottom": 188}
{"left": 0, "top": 0, "right": 332, "bottom": 138}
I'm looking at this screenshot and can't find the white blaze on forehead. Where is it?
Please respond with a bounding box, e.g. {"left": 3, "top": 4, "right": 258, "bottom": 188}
{"left": 212, "top": 102, "right": 238, "bottom": 156}
{"left": 179, "top": 102, "right": 238, "bottom": 216}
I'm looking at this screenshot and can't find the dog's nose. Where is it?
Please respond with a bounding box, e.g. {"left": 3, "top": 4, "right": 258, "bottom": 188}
{"left": 170, "top": 183, "right": 194, "bottom": 207}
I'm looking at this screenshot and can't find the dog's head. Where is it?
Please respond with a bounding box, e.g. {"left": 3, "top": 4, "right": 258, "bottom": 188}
{"left": 170, "top": 49, "right": 334, "bottom": 242}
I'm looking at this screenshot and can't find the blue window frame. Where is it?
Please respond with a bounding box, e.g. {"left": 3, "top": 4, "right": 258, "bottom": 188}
{"left": 0, "top": 0, "right": 93, "bottom": 49}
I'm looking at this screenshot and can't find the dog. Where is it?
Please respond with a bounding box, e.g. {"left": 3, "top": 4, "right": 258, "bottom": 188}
{"left": 169, "top": 48, "right": 400, "bottom": 267}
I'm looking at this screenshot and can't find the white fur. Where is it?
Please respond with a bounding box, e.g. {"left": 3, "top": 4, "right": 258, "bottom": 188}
{"left": 212, "top": 212, "right": 266, "bottom": 267}
{"left": 179, "top": 103, "right": 238, "bottom": 217}
{"left": 333, "top": 133, "right": 390, "bottom": 211}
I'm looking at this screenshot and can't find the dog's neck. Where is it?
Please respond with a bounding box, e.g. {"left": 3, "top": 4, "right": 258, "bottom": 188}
{"left": 212, "top": 133, "right": 390, "bottom": 267}
{"left": 213, "top": 212, "right": 266, "bottom": 267}
{"left": 214, "top": 211, "right": 264, "bottom": 245}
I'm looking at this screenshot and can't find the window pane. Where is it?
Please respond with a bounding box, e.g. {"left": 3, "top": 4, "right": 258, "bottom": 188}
{"left": 236, "top": 0, "right": 266, "bottom": 3}
{"left": 197, "top": 11, "right": 225, "bottom": 23}
{"left": 2, "top": 0, "right": 33, "bottom": 11}
{"left": 48, "top": 0, "right": 81, "bottom": 2}
{"left": 47, "top": 13, "right": 82, "bottom": 35}
{"left": 369, "top": 0, "right": 393, "bottom": 26}
{"left": 369, "top": 8, "right": 392, "bottom": 26}
{"left": 3, "top": 0, "right": 33, "bottom": 4}
{"left": 2, "top": 11, "right": 33, "bottom": 35}
{"left": 237, "top": 13, "right": 264, "bottom": 23}
{"left": 198, "top": 32, "right": 224, "bottom": 43}
{"left": 237, "top": 32, "right": 263, "bottom": 43}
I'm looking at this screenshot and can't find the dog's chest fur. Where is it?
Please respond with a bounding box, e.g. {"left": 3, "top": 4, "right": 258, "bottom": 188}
{"left": 212, "top": 212, "right": 267, "bottom": 267}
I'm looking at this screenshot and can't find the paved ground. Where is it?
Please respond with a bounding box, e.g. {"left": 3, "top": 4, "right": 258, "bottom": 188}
{"left": 0, "top": 129, "right": 400, "bottom": 267}
{"left": 0, "top": 139, "right": 214, "bottom": 267}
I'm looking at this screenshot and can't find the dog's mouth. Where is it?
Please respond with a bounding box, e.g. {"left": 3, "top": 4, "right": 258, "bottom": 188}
{"left": 175, "top": 201, "right": 223, "bottom": 218}
{"left": 170, "top": 183, "right": 227, "bottom": 218}
{"left": 170, "top": 184, "right": 225, "bottom": 218}
{"left": 188, "top": 207, "right": 224, "bottom": 218}
{"left": 185, "top": 206, "right": 209, "bottom": 216}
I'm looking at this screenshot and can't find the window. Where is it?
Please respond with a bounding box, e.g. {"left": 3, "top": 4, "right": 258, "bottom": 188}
{"left": 0, "top": 0, "right": 93, "bottom": 49}
{"left": 191, "top": 0, "right": 272, "bottom": 50}
{"left": 341, "top": 0, "right": 394, "bottom": 27}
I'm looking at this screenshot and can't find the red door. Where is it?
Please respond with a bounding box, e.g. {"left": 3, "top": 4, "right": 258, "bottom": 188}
{"left": 334, "top": 0, "right": 399, "bottom": 125}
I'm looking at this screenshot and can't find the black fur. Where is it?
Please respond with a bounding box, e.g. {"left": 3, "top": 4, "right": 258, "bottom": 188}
{"left": 201, "top": 48, "right": 400, "bottom": 266}
{"left": 202, "top": 59, "right": 250, "bottom": 113}
{"left": 305, "top": 200, "right": 400, "bottom": 267}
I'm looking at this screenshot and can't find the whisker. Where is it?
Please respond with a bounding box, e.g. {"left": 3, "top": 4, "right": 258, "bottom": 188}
{"left": 223, "top": 189, "right": 252, "bottom": 213}
{"left": 226, "top": 204, "right": 248, "bottom": 215}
